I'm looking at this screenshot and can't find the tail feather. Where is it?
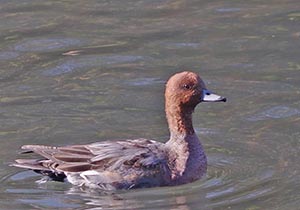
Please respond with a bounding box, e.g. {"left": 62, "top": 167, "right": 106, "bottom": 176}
{"left": 12, "top": 144, "right": 96, "bottom": 182}
{"left": 20, "top": 145, "right": 62, "bottom": 164}
{"left": 21, "top": 145, "right": 57, "bottom": 150}
{"left": 11, "top": 159, "right": 66, "bottom": 182}
{"left": 11, "top": 161, "right": 49, "bottom": 171}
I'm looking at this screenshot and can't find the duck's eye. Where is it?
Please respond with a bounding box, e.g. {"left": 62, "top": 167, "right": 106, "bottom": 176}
{"left": 183, "top": 84, "right": 192, "bottom": 90}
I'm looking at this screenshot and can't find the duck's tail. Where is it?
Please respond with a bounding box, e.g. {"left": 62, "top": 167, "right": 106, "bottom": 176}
{"left": 11, "top": 145, "right": 67, "bottom": 182}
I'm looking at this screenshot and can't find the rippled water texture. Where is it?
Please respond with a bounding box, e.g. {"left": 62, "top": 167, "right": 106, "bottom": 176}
{"left": 1, "top": 1, "right": 300, "bottom": 209}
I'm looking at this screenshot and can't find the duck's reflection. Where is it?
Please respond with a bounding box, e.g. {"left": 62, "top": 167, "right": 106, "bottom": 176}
{"left": 65, "top": 184, "right": 210, "bottom": 210}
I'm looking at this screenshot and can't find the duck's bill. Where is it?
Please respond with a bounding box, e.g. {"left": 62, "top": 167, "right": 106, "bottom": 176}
{"left": 202, "top": 89, "right": 226, "bottom": 102}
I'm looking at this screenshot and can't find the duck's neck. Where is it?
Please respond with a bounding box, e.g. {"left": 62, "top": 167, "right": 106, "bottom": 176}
{"left": 166, "top": 103, "right": 195, "bottom": 136}
{"left": 165, "top": 104, "right": 207, "bottom": 183}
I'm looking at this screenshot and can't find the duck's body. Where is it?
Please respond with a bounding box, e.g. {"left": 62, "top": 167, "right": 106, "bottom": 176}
{"left": 12, "top": 71, "right": 226, "bottom": 190}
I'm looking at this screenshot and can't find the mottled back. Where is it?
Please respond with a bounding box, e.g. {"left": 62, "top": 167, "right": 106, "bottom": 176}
{"left": 13, "top": 138, "right": 170, "bottom": 190}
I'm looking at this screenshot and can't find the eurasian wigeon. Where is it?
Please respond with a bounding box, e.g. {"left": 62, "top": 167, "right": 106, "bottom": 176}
{"left": 12, "top": 71, "right": 226, "bottom": 190}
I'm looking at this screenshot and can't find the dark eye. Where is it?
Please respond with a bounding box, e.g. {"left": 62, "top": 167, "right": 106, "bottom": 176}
{"left": 183, "top": 84, "right": 192, "bottom": 90}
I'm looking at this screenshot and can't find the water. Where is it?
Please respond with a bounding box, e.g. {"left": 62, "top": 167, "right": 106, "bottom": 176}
{"left": 1, "top": 0, "right": 300, "bottom": 209}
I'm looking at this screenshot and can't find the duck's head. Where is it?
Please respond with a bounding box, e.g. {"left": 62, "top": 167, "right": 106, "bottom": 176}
{"left": 165, "top": 71, "right": 226, "bottom": 111}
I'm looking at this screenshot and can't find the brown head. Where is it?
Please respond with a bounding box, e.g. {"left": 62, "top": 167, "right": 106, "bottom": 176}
{"left": 165, "top": 71, "right": 226, "bottom": 135}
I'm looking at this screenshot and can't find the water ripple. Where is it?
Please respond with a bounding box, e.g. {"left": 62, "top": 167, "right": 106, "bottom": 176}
{"left": 0, "top": 51, "right": 20, "bottom": 60}
{"left": 14, "top": 38, "right": 83, "bottom": 52}
{"left": 246, "top": 105, "right": 300, "bottom": 121}
{"left": 165, "top": 42, "right": 203, "bottom": 49}
{"left": 42, "top": 55, "right": 145, "bottom": 76}
{"left": 126, "top": 77, "right": 163, "bottom": 86}
{"left": 205, "top": 160, "right": 279, "bottom": 209}
{"left": 216, "top": 8, "right": 242, "bottom": 13}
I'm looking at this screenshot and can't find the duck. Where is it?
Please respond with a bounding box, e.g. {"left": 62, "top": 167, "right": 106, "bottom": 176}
{"left": 11, "top": 71, "right": 226, "bottom": 190}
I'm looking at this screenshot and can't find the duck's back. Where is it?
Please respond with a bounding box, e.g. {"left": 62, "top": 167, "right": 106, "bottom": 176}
{"left": 13, "top": 138, "right": 171, "bottom": 190}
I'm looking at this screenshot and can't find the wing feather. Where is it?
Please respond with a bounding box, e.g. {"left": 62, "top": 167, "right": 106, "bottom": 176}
{"left": 12, "top": 138, "right": 169, "bottom": 188}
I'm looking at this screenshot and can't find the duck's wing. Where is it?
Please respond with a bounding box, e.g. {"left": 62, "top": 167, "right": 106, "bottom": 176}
{"left": 13, "top": 144, "right": 94, "bottom": 172}
{"left": 86, "top": 138, "right": 166, "bottom": 170}
{"left": 12, "top": 138, "right": 169, "bottom": 189}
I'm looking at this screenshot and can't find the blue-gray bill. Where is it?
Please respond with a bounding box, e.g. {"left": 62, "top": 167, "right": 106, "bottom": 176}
{"left": 202, "top": 89, "right": 226, "bottom": 102}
